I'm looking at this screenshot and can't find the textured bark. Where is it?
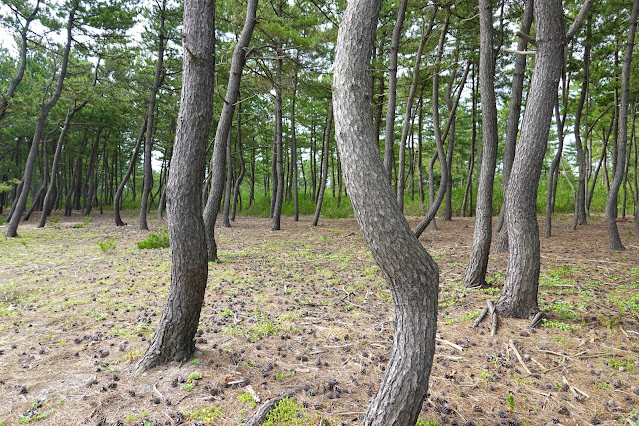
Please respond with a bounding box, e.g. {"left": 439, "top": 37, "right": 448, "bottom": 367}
{"left": 496, "top": 0, "right": 566, "bottom": 318}
{"left": 82, "top": 130, "right": 103, "bottom": 216}
{"left": 7, "top": 8, "right": 75, "bottom": 238}
{"left": 290, "top": 76, "right": 299, "bottom": 221}
{"left": 461, "top": 0, "right": 499, "bottom": 289}
{"left": 203, "top": 0, "right": 256, "bottom": 260}
{"left": 136, "top": 0, "right": 215, "bottom": 373}
{"left": 383, "top": 0, "right": 407, "bottom": 185}
{"left": 334, "top": 1, "right": 439, "bottom": 424}
{"left": 140, "top": 0, "right": 167, "bottom": 231}
{"left": 493, "top": 0, "right": 533, "bottom": 252}
{"left": 606, "top": 0, "right": 638, "bottom": 251}
{"left": 312, "top": 105, "right": 333, "bottom": 227}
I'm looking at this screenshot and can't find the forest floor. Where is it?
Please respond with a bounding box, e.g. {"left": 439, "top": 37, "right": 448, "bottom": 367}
{"left": 0, "top": 211, "right": 638, "bottom": 426}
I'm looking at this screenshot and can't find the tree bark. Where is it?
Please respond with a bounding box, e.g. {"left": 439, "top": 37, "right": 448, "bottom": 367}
{"left": 136, "top": 0, "right": 215, "bottom": 373}
{"left": 312, "top": 105, "right": 333, "bottom": 227}
{"left": 573, "top": 23, "right": 591, "bottom": 228}
{"left": 461, "top": 0, "right": 499, "bottom": 289}
{"left": 493, "top": 0, "right": 533, "bottom": 252}
{"left": 140, "top": 0, "right": 167, "bottom": 231}
{"left": 333, "top": 2, "right": 439, "bottom": 424}
{"left": 606, "top": 0, "right": 638, "bottom": 251}
{"left": 231, "top": 101, "right": 245, "bottom": 221}
{"left": 545, "top": 98, "right": 566, "bottom": 237}
{"left": 290, "top": 74, "right": 300, "bottom": 221}
{"left": 202, "top": 0, "right": 256, "bottom": 260}
{"left": 7, "top": 7, "right": 75, "bottom": 237}
{"left": 496, "top": 0, "right": 588, "bottom": 318}
{"left": 222, "top": 131, "right": 232, "bottom": 227}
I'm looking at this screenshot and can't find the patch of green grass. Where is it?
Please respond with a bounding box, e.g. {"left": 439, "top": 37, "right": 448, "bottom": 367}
{"left": 97, "top": 236, "right": 116, "bottom": 252}
{"left": 541, "top": 318, "right": 575, "bottom": 331}
{"left": 183, "top": 406, "right": 223, "bottom": 423}
{"left": 506, "top": 393, "right": 515, "bottom": 412}
{"left": 137, "top": 227, "right": 170, "bottom": 249}
{"left": 606, "top": 357, "right": 635, "bottom": 372}
{"left": 262, "top": 397, "right": 308, "bottom": 426}
{"left": 546, "top": 300, "right": 581, "bottom": 320}
{"left": 0, "top": 283, "right": 21, "bottom": 304}
{"left": 415, "top": 419, "right": 437, "bottom": 426}
{"left": 73, "top": 216, "right": 92, "bottom": 228}
{"left": 274, "top": 370, "right": 296, "bottom": 380}
{"left": 238, "top": 392, "right": 257, "bottom": 409}
{"left": 125, "top": 411, "right": 149, "bottom": 424}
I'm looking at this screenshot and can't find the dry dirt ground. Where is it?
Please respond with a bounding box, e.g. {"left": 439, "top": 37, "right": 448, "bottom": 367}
{"left": 0, "top": 211, "right": 638, "bottom": 426}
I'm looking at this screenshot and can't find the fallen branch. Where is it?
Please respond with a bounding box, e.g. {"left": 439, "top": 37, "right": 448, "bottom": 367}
{"left": 472, "top": 300, "right": 498, "bottom": 335}
{"left": 153, "top": 384, "right": 164, "bottom": 399}
{"left": 509, "top": 340, "right": 532, "bottom": 376}
{"left": 244, "top": 387, "right": 301, "bottom": 426}
{"left": 562, "top": 375, "right": 590, "bottom": 400}
{"left": 436, "top": 335, "right": 464, "bottom": 352}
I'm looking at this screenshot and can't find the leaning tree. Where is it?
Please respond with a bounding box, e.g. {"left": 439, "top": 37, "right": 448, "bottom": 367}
{"left": 136, "top": 0, "right": 216, "bottom": 371}
{"left": 333, "top": 0, "right": 439, "bottom": 424}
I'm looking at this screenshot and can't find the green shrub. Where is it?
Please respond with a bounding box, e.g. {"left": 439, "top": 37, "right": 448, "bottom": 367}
{"left": 97, "top": 236, "right": 116, "bottom": 252}
{"left": 137, "top": 227, "right": 170, "bottom": 249}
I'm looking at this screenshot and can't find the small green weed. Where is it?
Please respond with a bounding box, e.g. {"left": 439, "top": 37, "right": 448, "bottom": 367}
{"left": 274, "top": 370, "right": 295, "bottom": 380}
{"left": 137, "top": 227, "right": 170, "bottom": 249}
{"left": 262, "top": 397, "right": 308, "bottom": 426}
{"left": 50, "top": 214, "right": 60, "bottom": 225}
{"left": 415, "top": 420, "right": 437, "bottom": 426}
{"left": 182, "top": 371, "right": 203, "bottom": 391}
{"left": 73, "top": 216, "right": 92, "bottom": 228}
{"left": 506, "top": 393, "right": 515, "bottom": 412}
{"left": 0, "top": 283, "right": 20, "bottom": 303}
{"left": 17, "top": 402, "right": 54, "bottom": 423}
{"left": 183, "top": 406, "right": 223, "bottom": 423}
{"left": 541, "top": 319, "right": 574, "bottom": 331}
{"left": 125, "top": 411, "right": 149, "bottom": 424}
{"left": 238, "top": 392, "right": 257, "bottom": 409}
{"left": 97, "top": 236, "right": 116, "bottom": 252}
{"left": 606, "top": 357, "right": 635, "bottom": 372}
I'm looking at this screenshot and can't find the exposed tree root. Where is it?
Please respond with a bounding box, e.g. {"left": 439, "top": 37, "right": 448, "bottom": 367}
{"left": 474, "top": 300, "right": 546, "bottom": 335}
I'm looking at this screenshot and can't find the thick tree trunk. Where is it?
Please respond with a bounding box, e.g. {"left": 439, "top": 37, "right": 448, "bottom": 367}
{"left": 136, "top": 0, "right": 215, "bottom": 373}
{"left": 312, "top": 105, "right": 333, "bottom": 227}
{"left": 493, "top": 0, "right": 533, "bottom": 252}
{"left": 140, "top": 0, "right": 167, "bottom": 231}
{"left": 383, "top": 0, "right": 408, "bottom": 185}
{"left": 114, "top": 122, "right": 146, "bottom": 226}
{"left": 333, "top": 3, "right": 439, "bottom": 424}
{"left": 496, "top": 0, "right": 588, "bottom": 318}
{"left": 7, "top": 8, "right": 75, "bottom": 237}
{"left": 606, "top": 0, "right": 638, "bottom": 251}
{"left": 202, "top": 0, "right": 255, "bottom": 260}
{"left": 461, "top": 0, "right": 499, "bottom": 289}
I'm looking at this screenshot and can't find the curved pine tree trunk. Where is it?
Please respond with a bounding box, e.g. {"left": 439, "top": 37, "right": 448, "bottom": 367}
{"left": 136, "top": 0, "right": 215, "bottom": 373}
{"left": 334, "top": 2, "right": 439, "bottom": 423}
{"left": 606, "top": 0, "right": 639, "bottom": 251}
{"left": 203, "top": 0, "right": 256, "bottom": 260}
{"left": 114, "top": 122, "right": 146, "bottom": 226}
{"left": 461, "top": 0, "right": 499, "bottom": 289}
{"left": 312, "top": 105, "right": 333, "bottom": 227}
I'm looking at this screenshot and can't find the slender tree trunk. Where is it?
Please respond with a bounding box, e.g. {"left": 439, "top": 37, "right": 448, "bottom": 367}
{"left": 38, "top": 102, "right": 86, "bottom": 227}
{"left": 383, "top": 0, "right": 408, "bottom": 184}
{"left": 312, "top": 105, "right": 333, "bottom": 227}
{"left": 231, "top": 102, "right": 245, "bottom": 221}
{"left": 291, "top": 75, "right": 300, "bottom": 221}
{"left": 7, "top": 8, "right": 75, "bottom": 237}
{"left": 114, "top": 122, "right": 146, "bottom": 226}
{"left": 493, "top": 0, "right": 534, "bottom": 252}
{"left": 573, "top": 23, "right": 591, "bottom": 228}
{"left": 334, "top": 3, "right": 439, "bottom": 423}
{"left": 417, "top": 87, "right": 425, "bottom": 204}
{"left": 136, "top": 0, "right": 215, "bottom": 373}
{"left": 606, "top": 0, "right": 638, "bottom": 250}
{"left": 140, "top": 0, "right": 167, "bottom": 231}
{"left": 397, "top": 12, "right": 436, "bottom": 210}
{"left": 202, "top": 0, "right": 256, "bottom": 261}
{"left": 271, "top": 40, "right": 285, "bottom": 231}
{"left": 222, "top": 131, "right": 232, "bottom": 227}
{"left": 461, "top": 0, "right": 499, "bottom": 289}
{"left": 546, "top": 98, "right": 566, "bottom": 237}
